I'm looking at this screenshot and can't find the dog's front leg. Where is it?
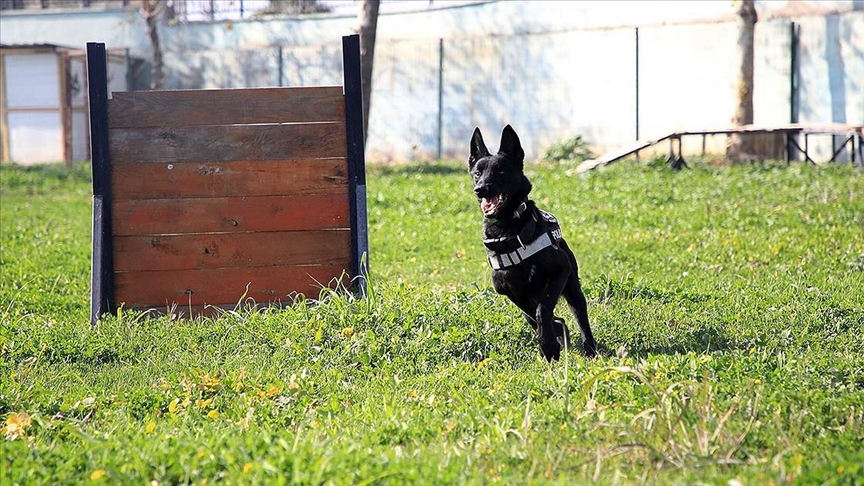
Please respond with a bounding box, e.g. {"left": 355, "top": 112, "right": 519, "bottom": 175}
{"left": 536, "top": 274, "right": 569, "bottom": 361}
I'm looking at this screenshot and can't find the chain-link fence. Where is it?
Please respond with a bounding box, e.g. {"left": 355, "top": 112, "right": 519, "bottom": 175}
{"left": 156, "top": 11, "right": 862, "bottom": 162}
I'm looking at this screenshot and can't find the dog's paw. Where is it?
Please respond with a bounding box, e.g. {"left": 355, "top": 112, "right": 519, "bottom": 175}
{"left": 583, "top": 339, "right": 598, "bottom": 358}
{"left": 539, "top": 338, "right": 561, "bottom": 362}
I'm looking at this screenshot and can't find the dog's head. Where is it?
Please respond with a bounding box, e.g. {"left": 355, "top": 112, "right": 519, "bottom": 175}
{"left": 468, "top": 125, "right": 532, "bottom": 218}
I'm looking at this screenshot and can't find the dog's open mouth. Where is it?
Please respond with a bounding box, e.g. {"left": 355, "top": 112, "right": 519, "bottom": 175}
{"left": 480, "top": 194, "right": 507, "bottom": 216}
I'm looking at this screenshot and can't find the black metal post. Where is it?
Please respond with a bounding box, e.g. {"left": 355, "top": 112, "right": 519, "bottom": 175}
{"left": 86, "top": 42, "right": 115, "bottom": 325}
{"left": 342, "top": 34, "right": 369, "bottom": 296}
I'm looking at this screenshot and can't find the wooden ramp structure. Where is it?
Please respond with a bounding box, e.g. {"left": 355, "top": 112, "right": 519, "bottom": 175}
{"left": 87, "top": 35, "right": 368, "bottom": 323}
{"left": 577, "top": 124, "right": 864, "bottom": 173}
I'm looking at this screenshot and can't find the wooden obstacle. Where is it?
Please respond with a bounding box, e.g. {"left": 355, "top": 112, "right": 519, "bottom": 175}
{"left": 86, "top": 35, "right": 368, "bottom": 324}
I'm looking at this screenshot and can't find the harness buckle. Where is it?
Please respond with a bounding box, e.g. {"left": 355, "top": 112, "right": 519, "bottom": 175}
{"left": 516, "top": 235, "right": 526, "bottom": 250}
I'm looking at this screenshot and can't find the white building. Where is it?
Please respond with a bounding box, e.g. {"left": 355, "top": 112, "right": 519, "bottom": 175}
{"left": 0, "top": 43, "right": 129, "bottom": 165}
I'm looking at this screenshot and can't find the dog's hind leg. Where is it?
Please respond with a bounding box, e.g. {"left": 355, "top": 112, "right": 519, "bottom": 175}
{"left": 563, "top": 273, "right": 597, "bottom": 358}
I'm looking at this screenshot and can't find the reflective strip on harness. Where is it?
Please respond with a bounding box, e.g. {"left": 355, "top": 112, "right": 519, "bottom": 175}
{"left": 488, "top": 232, "right": 554, "bottom": 270}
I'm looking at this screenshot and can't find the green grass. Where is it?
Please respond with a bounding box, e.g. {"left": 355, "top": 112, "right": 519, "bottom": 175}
{"left": 1, "top": 159, "right": 863, "bottom": 484}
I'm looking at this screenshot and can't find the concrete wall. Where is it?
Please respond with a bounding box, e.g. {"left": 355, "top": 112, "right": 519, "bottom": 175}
{"left": 1, "top": 1, "right": 862, "bottom": 162}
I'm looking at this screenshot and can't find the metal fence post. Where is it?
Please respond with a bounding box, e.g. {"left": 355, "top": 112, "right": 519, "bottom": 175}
{"left": 787, "top": 21, "right": 800, "bottom": 163}
{"left": 635, "top": 27, "right": 640, "bottom": 143}
{"left": 278, "top": 46, "right": 283, "bottom": 87}
{"left": 437, "top": 38, "right": 444, "bottom": 161}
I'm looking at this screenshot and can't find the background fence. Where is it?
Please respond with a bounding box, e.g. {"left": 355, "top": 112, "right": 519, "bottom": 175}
{"left": 155, "top": 11, "right": 862, "bottom": 163}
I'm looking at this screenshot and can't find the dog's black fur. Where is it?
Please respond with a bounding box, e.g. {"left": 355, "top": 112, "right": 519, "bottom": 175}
{"left": 468, "top": 125, "right": 597, "bottom": 361}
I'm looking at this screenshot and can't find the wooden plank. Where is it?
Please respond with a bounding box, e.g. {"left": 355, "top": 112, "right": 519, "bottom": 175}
{"left": 87, "top": 42, "right": 116, "bottom": 325}
{"left": 113, "top": 230, "right": 351, "bottom": 272}
{"left": 109, "top": 122, "right": 347, "bottom": 164}
{"left": 114, "top": 264, "right": 351, "bottom": 307}
{"left": 112, "top": 192, "right": 350, "bottom": 236}
{"left": 111, "top": 158, "right": 348, "bottom": 200}
{"left": 108, "top": 86, "right": 345, "bottom": 128}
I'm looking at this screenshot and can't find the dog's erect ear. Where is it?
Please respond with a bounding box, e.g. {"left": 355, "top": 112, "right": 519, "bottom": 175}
{"left": 498, "top": 125, "right": 525, "bottom": 166}
{"left": 469, "top": 127, "right": 490, "bottom": 170}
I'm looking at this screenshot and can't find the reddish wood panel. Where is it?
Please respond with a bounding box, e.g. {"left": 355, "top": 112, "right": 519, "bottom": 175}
{"left": 113, "top": 230, "right": 351, "bottom": 272}
{"left": 111, "top": 158, "right": 348, "bottom": 200}
{"left": 112, "top": 192, "right": 349, "bottom": 236}
{"left": 109, "top": 122, "right": 347, "bottom": 164}
{"left": 108, "top": 87, "right": 345, "bottom": 128}
{"left": 114, "top": 264, "right": 351, "bottom": 307}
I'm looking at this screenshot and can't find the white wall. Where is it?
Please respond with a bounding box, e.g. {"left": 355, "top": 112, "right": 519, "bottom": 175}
{"left": 1, "top": 2, "right": 862, "bottom": 162}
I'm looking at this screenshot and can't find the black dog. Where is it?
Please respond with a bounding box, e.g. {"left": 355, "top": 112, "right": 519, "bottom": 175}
{"left": 468, "top": 125, "right": 597, "bottom": 361}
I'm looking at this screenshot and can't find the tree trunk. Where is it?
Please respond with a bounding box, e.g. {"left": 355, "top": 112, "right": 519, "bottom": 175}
{"left": 727, "top": 0, "right": 757, "bottom": 162}
{"left": 358, "top": 0, "right": 380, "bottom": 143}
{"left": 141, "top": 0, "right": 166, "bottom": 90}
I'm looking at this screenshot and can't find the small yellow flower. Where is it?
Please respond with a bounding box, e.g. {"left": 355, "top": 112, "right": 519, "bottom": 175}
{"left": 243, "top": 462, "right": 254, "bottom": 474}
{"left": 145, "top": 421, "right": 156, "bottom": 434}
{"left": 341, "top": 327, "right": 355, "bottom": 338}
{"left": 266, "top": 386, "right": 280, "bottom": 396}
{"left": 198, "top": 374, "right": 222, "bottom": 392}
{"left": 2, "top": 412, "right": 32, "bottom": 440}
{"left": 207, "top": 409, "right": 219, "bottom": 420}
{"left": 197, "top": 398, "right": 213, "bottom": 409}
{"left": 90, "top": 469, "right": 107, "bottom": 481}
{"left": 407, "top": 390, "right": 419, "bottom": 400}
{"left": 197, "top": 450, "right": 206, "bottom": 459}
{"left": 168, "top": 399, "right": 179, "bottom": 414}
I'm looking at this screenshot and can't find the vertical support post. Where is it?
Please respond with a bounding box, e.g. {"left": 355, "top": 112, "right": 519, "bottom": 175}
{"left": 87, "top": 42, "right": 115, "bottom": 325}
{"left": 0, "top": 52, "right": 9, "bottom": 163}
{"left": 635, "top": 27, "right": 640, "bottom": 143}
{"left": 788, "top": 21, "right": 799, "bottom": 162}
{"left": 58, "top": 50, "right": 72, "bottom": 167}
{"left": 125, "top": 48, "right": 133, "bottom": 90}
{"left": 437, "top": 38, "right": 444, "bottom": 162}
{"left": 277, "top": 46, "right": 284, "bottom": 87}
{"left": 342, "top": 34, "right": 369, "bottom": 296}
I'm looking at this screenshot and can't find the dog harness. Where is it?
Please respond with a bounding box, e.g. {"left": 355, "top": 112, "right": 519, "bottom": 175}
{"left": 483, "top": 203, "right": 563, "bottom": 270}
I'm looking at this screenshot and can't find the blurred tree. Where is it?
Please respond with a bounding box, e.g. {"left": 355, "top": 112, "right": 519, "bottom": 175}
{"left": 358, "top": 0, "right": 380, "bottom": 143}
{"left": 141, "top": 0, "right": 168, "bottom": 89}
{"left": 727, "top": 0, "right": 757, "bottom": 162}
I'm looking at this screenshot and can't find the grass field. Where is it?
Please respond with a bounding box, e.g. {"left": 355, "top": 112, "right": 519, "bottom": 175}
{"left": 1, "top": 159, "right": 863, "bottom": 484}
